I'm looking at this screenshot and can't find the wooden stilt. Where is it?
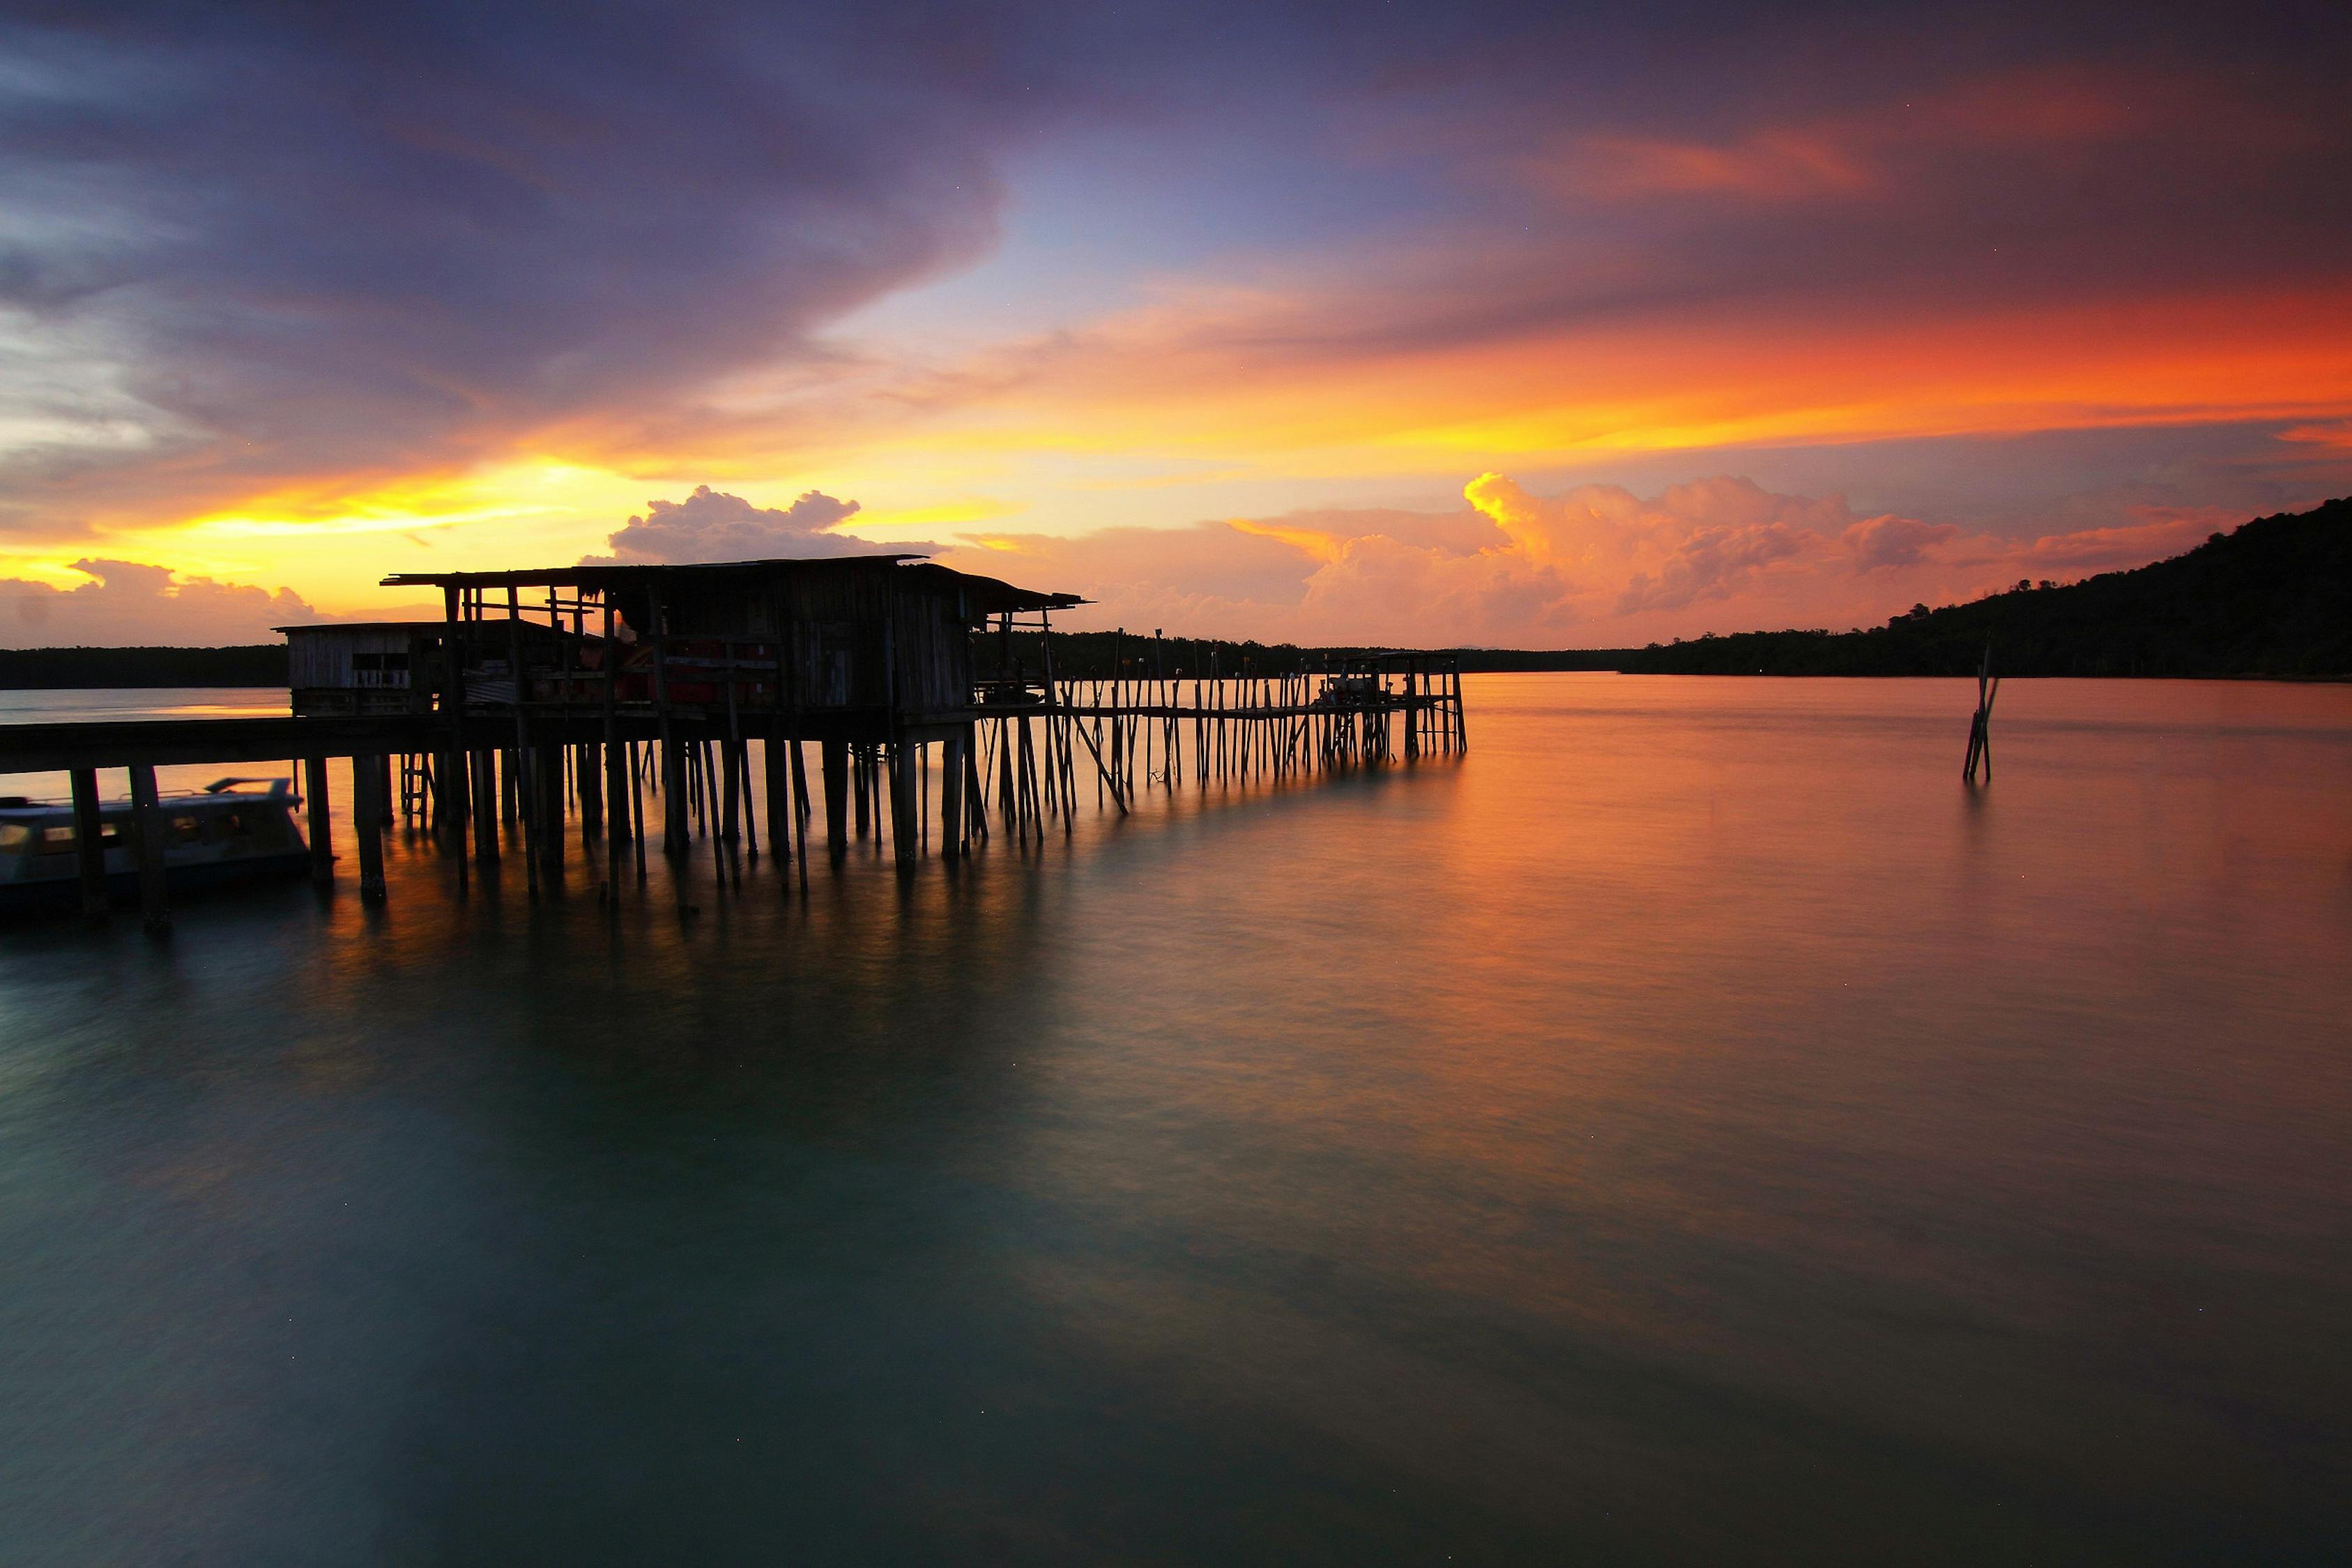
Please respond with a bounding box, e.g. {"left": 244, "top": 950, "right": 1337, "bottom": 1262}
{"left": 821, "top": 739, "right": 850, "bottom": 860}
{"left": 629, "top": 742, "right": 648, "bottom": 882}
{"left": 889, "top": 740, "right": 918, "bottom": 869}
{"left": 790, "top": 740, "right": 811, "bottom": 889}
{"left": 764, "top": 736, "right": 791, "bottom": 868}
{"left": 534, "top": 744, "right": 565, "bottom": 879}
{"left": 578, "top": 741, "right": 603, "bottom": 839}
{"left": 471, "top": 750, "right": 501, "bottom": 866}
{"left": 305, "top": 755, "right": 335, "bottom": 885}
{"left": 351, "top": 755, "right": 386, "bottom": 902}
{"left": 720, "top": 739, "right": 742, "bottom": 845}
{"left": 70, "top": 768, "right": 108, "bottom": 915}
{"left": 128, "top": 764, "right": 170, "bottom": 929}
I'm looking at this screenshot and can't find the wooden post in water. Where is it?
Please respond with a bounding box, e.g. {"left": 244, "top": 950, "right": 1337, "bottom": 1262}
{"left": 577, "top": 742, "right": 602, "bottom": 840}
{"left": 888, "top": 739, "right": 918, "bottom": 869}
{"left": 534, "top": 743, "right": 566, "bottom": 879}
{"left": 70, "top": 767, "right": 108, "bottom": 914}
{"left": 128, "top": 763, "right": 169, "bottom": 930}
{"left": 1962, "top": 643, "right": 1999, "bottom": 783}
{"left": 941, "top": 726, "right": 969, "bottom": 859}
{"left": 764, "top": 736, "right": 791, "bottom": 868}
{"left": 305, "top": 755, "right": 334, "bottom": 885}
{"left": 351, "top": 755, "right": 386, "bottom": 902}
{"left": 471, "top": 750, "right": 500, "bottom": 866}
{"left": 719, "top": 739, "right": 742, "bottom": 847}
{"left": 820, "top": 739, "right": 850, "bottom": 861}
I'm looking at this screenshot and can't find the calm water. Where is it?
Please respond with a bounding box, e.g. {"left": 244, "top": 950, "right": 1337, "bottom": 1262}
{"left": 1, "top": 675, "right": 2347, "bottom": 1565}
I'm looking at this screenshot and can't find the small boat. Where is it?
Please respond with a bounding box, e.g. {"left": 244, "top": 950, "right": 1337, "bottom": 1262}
{"left": 0, "top": 778, "right": 310, "bottom": 915}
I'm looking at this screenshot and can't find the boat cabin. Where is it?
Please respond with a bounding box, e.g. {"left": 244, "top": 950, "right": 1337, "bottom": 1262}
{"left": 0, "top": 779, "right": 307, "bottom": 913}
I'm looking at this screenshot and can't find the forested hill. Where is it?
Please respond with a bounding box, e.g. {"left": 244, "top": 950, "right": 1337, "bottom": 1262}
{"left": 1608, "top": 496, "right": 2352, "bottom": 677}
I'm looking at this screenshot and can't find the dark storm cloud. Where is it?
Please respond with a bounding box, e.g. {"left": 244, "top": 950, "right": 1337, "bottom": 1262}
{"left": 0, "top": 0, "right": 1101, "bottom": 521}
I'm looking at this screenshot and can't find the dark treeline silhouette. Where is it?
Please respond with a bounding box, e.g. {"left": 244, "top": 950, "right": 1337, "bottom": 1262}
{"left": 978, "top": 630, "right": 1621, "bottom": 681}
{"left": 1606, "top": 496, "right": 2350, "bottom": 677}
{"left": 0, "top": 644, "right": 288, "bottom": 689}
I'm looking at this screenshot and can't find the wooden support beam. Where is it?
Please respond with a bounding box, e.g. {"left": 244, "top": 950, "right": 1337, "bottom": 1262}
{"left": 660, "top": 736, "right": 689, "bottom": 854}
{"left": 534, "top": 743, "right": 565, "bottom": 879}
{"left": 940, "top": 729, "right": 967, "bottom": 860}
{"left": 472, "top": 749, "right": 501, "bottom": 864}
{"left": 351, "top": 754, "right": 387, "bottom": 901}
{"left": 70, "top": 767, "right": 107, "bottom": 916}
{"left": 888, "top": 740, "right": 917, "bottom": 869}
{"left": 577, "top": 741, "right": 603, "bottom": 838}
{"left": 305, "top": 755, "right": 334, "bottom": 885}
{"left": 764, "top": 736, "right": 791, "bottom": 865}
{"left": 128, "top": 764, "right": 170, "bottom": 930}
{"left": 821, "top": 739, "right": 850, "bottom": 859}
{"left": 719, "top": 738, "right": 742, "bottom": 845}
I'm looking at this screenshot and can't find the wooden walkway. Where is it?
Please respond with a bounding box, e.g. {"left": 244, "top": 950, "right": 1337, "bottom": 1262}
{"left": 0, "top": 660, "right": 1464, "bottom": 927}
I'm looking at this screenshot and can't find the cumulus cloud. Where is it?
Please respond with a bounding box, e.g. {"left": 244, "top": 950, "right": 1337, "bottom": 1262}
{"left": 1616, "top": 523, "right": 1812, "bottom": 614}
{"left": 1845, "top": 514, "right": 1963, "bottom": 571}
{"left": 0, "top": 560, "right": 321, "bottom": 647}
{"left": 583, "top": 486, "right": 896, "bottom": 565}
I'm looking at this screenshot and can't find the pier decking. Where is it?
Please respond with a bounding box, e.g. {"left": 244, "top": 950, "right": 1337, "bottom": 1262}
{"left": 0, "top": 553, "right": 1464, "bottom": 925}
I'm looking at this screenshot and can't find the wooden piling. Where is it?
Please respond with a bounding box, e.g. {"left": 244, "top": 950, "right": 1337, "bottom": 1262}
{"left": 70, "top": 767, "right": 107, "bottom": 915}
{"left": 128, "top": 763, "right": 169, "bottom": 930}
{"left": 577, "top": 741, "right": 602, "bottom": 838}
{"left": 888, "top": 740, "right": 918, "bottom": 869}
{"left": 471, "top": 749, "right": 501, "bottom": 866}
{"left": 305, "top": 755, "right": 335, "bottom": 885}
{"left": 942, "top": 727, "right": 969, "bottom": 859}
{"left": 351, "top": 755, "right": 386, "bottom": 902}
{"left": 764, "top": 737, "right": 791, "bottom": 866}
{"left": 534, "top": 743, "right": 566, "bottom": 879}
{"left": 821, "top": 739, "right": 850, "bottom": 860}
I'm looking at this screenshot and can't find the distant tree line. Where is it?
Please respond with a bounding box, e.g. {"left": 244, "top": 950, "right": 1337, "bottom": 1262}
{"left": 0, "top": 644, "right": 288, "bottom": 689}
{"left": 978, "top": 630, "right": 1625, "bottom": 681}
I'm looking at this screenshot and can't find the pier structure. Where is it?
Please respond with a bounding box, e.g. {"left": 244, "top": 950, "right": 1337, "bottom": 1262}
{"left": 0, "top": 554, "right": 1465, "bottom": 923}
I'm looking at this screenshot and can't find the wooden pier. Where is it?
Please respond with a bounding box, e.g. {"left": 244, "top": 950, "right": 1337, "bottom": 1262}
{"left": 0, "top": 554, "right": 1465, "bottom": 924}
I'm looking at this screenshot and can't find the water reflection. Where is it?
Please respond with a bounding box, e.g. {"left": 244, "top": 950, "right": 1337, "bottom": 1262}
{"left": 1, "top": 675, "right": 2347, "bottom": 1563}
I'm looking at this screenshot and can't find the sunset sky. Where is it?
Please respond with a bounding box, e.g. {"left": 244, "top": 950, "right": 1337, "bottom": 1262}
{"left": 2, "top": 1, "right": 2348, "bottom": 647}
